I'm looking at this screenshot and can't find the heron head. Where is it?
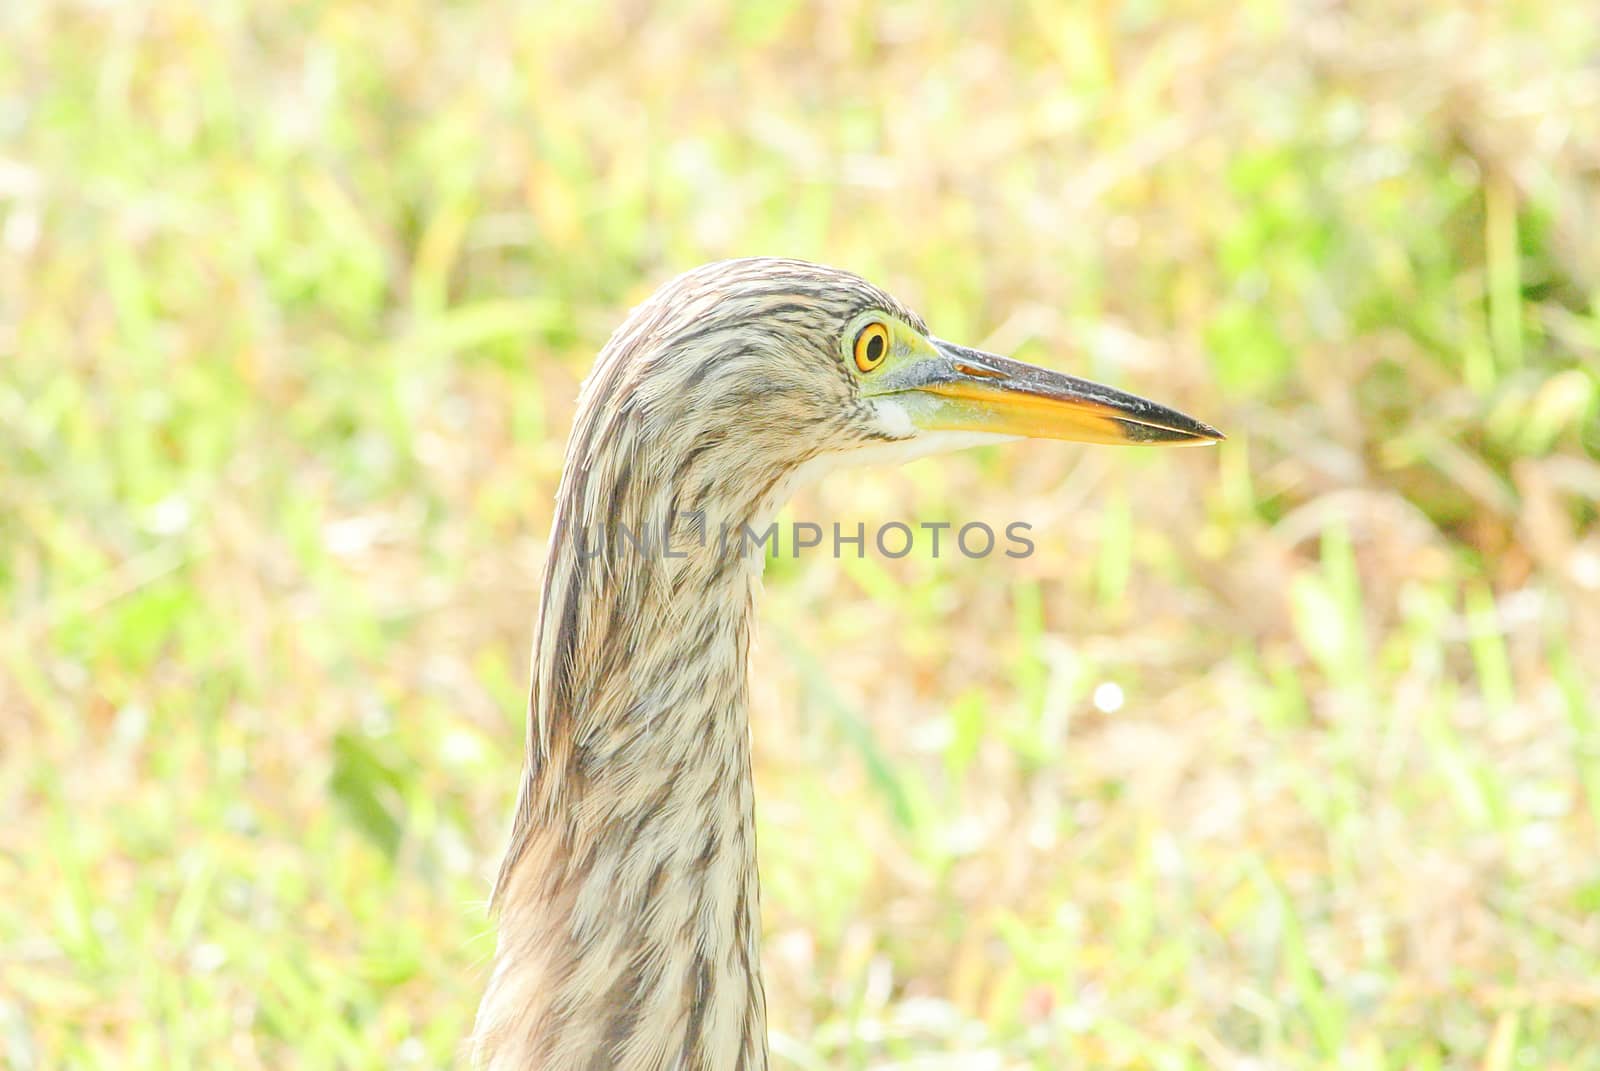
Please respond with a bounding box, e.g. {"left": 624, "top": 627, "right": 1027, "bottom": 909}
{"left": 630, "top": 258, "right": 1218, "bottom": 450}
{"left": 573, "top": 258, "right": 1221, "bottom": 535}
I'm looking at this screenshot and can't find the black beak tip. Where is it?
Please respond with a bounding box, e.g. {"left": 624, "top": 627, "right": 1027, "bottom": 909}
{"left": 1138, "top": 404, "right": 1225, "bottom": 444}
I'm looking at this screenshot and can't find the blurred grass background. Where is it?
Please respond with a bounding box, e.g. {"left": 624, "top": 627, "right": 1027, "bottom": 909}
{"left": 3, "top": 1, "right": 1599, "bottom": 1068}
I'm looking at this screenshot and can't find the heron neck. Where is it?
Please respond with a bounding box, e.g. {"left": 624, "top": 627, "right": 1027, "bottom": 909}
{"left": 476, "top": 511, "right": 770, "bottom": 1070}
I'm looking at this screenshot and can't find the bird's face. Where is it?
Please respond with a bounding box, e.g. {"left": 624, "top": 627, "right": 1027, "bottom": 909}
{"left": 574, "top": 260, "right": 1220, "bottom": 540}
{"left": 834, "top": 307, "right": 1222, "bottom": 456}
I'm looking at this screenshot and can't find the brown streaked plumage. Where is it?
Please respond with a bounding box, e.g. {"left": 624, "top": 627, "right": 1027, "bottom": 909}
{"left": 473, "top": 258, "right": 1221, "bottom": 1070}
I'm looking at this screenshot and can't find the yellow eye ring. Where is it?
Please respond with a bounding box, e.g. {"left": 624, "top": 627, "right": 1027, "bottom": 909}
{"left": 853, "top": 322, "right": 890, "bottom": 373}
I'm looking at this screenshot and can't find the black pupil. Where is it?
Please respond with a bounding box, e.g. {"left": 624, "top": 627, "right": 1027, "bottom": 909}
{"left": 865, "top": 333, "right": 884, "bottom": 362}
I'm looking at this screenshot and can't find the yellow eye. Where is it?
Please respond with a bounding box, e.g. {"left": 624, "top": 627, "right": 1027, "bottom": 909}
{"left": 853, "top": 322, "right": 890, "bottom": 373}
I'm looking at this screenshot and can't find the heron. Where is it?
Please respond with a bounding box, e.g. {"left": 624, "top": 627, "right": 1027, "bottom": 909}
{"left": 473, "top": 258, "right": 1222, "bottom": 1070}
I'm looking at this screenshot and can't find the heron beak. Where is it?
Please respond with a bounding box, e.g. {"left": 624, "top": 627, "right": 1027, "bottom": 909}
{"left": 888, "top": 338, "right": 1224, "bottom": 446}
